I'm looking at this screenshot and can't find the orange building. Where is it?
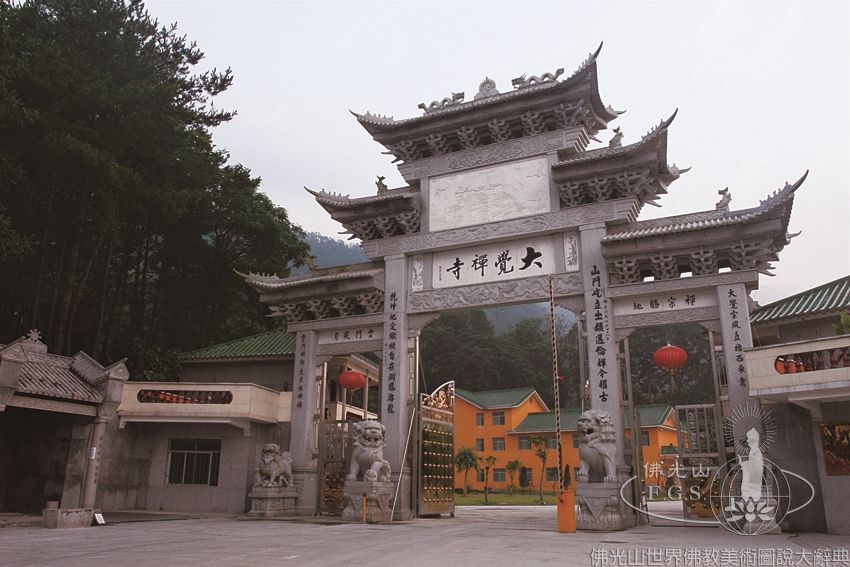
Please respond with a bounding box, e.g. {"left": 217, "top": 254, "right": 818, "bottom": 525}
{"left": 454, "top": 387, "right": 548, "bottom": 492}
{"left": 455, "top": 387, "right": 678, "bottom": 492}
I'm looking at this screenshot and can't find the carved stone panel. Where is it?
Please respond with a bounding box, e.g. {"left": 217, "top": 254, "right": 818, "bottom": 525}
{"left": 428, "top": 156, "right": 551, "bottom": 232}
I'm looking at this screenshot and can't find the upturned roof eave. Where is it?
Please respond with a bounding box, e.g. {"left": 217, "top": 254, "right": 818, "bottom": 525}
{"left": 305, "top": 186, "right": 419, "bottom": 210}
{"left": 553, "top": 110, "right": 677, "bottom": 171}
{"left": 353, "top": 45, "right": 618, "bottom": 137}
{"left": 602, "top": 171, "right": 806, "bottom": 244}
{"left": 238, "top": 262, "right": 384, "bottom": 293}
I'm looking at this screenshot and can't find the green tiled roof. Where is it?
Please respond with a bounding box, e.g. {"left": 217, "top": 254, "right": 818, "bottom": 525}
{"left": 179, "top": 329, "right": 296, "bottom": 362}
{"left": 751, "top": 275, "right": 850, "bottom": 324}
{"left": 455, "top": 387, "right": 541, "bottom": 410}
{"left": 511, "top": 404, "right": 673, "bottom": 434}
{"left": 661, "top": 444, "right": 679, "bottom": 455}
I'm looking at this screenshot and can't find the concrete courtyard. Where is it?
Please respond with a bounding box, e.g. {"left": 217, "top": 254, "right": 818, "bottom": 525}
{"left": 1, "top": 505, "right": 849, "bottom": 567}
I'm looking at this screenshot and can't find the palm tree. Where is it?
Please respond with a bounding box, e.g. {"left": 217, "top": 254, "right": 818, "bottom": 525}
{"left": 506, "top": 460, "right": 522, "bottom": 493}
{"left": 481, "top": 455, "right": 497, "bottom": 504}
{"left": 531, "top": 436, "right": 549, "bottom": 504}
{"left": 455, "top": 447, "right": 479, "bottom": 495}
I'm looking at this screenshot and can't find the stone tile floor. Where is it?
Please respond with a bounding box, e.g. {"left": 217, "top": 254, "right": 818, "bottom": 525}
{"left": 0, "top": 506, "right": 847, "bottom": 567}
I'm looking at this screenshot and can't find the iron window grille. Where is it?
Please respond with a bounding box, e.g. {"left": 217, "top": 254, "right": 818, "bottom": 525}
{"left": 167, "top": 439, "right": 222, "bottom": 486}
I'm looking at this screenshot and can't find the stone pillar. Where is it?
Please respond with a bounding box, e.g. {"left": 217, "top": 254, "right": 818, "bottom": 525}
{"left": 579, "top": 223, "right": 624, "bottom": 461}
{"left": 576, "top": 223, "right": 634, "bottom": 532}
{"left": 716, "top": 283, "right": 758, "bottom": 443}
{"left": 380, "top": 254, "right": 413, "bottom": 519}
{"left": 290, "top": 330, "right": 321, "bottom": 514}
{"left": 81, "top": 417, "right": 108, "bottom": 508}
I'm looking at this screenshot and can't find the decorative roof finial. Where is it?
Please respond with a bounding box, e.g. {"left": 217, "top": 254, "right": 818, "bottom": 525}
{"left": 375, "top": 175, "right": 388, "bottom": 194}
{"left": 26, "top": 329, "right": 41, "bottom": 342}
{"left": 474, "top": 77, "right": 500, "bottom": 100}
{"left": 608, "top": 127, "right": 623, "bottom": 149}
{"left": 715, "top": 188, "right": 732, "bottom": 212}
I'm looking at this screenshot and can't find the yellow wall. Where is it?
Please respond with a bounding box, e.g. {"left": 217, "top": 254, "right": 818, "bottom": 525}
{"left": 454, "top": 399, "right": 677, "bottom": 492}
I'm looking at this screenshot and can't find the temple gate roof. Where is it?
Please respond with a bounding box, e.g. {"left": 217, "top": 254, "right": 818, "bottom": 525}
{"left": 602, "top": 172, "right": 806, "bottom": 284}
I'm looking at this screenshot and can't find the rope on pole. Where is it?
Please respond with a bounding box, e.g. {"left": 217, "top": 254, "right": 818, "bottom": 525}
{"left": 548, "top": 276, "right": 563, "bottom": 493}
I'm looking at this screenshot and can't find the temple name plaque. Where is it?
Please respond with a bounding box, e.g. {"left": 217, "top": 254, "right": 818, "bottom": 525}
{"left": 432, "top": 237, "right": 554, "bottom": 289}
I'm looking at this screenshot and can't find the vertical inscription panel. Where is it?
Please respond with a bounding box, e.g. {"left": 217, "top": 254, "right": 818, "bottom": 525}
{"left": 428, "top": 156, "right": 551, "bottom": 232}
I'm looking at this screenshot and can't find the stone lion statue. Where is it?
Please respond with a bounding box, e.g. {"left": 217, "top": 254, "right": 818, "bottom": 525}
{"left": 347, "top": 420, "right": 391, "bottom": 482}
{"left": 575, "top": 409, "right": 618, "bottom": 483}
{"left": 254, "top": 443, "right": 293, "bottom": 488}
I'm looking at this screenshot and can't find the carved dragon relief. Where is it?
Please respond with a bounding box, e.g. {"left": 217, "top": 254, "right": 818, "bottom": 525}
{"left": 418, "top": 92, "right": 465, "bottom": 113}
{"left": 408, "top": 275, "right": 582, "bottom": 313}
{"left": 512, "top": 67, "right": 565, "bottom": 88}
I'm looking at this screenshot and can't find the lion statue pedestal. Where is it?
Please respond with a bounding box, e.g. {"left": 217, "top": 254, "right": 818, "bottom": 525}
{"left": 247, "top": 443, "right": 298, "bottom": 517}
{"left": 574, "top": 409, "right": 635, "bottom": 532}
{"left": 342, "top": 420, "right": 393, "bottom": 523}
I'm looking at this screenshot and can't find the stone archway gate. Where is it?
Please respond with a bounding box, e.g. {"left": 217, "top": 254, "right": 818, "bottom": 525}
{"left": 241, "top": 45, "right": 804, "bottom": 524}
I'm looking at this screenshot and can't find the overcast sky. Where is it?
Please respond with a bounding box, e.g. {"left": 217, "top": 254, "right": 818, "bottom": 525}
{"left": 147, "top": 1, "right": 849, "bottom": 304}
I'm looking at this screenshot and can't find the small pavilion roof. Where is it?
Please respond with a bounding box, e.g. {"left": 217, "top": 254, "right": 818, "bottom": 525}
{"left": 0, "top": 333, "right": 110, "bottom": 404}
{"left": 455, "top": 387, "right": 545, "bottom": 410}
{"left": 750, "top": 274, "right": 850, "bottom": 324}
{"left": 352, "top": 44, "right": 619, "bottom": 135}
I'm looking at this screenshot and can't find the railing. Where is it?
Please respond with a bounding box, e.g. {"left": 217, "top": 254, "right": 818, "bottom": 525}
{"left": 119, "top": 382, "right": 291, "bottom": 424}
{"left": 747, "top": 335, "right": 850, "bottom": 395}
{"left": 324, "top": 401, "right": 376, "bottom": 421}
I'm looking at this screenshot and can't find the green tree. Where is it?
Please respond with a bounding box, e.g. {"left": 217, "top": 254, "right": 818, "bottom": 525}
{"left": 531, "top": 436, "right": 549, "bottom": 504}
{"left": 506, "top": 459, "right": 522, "bottom": 494}
{"left": 626, "top": 324, "right": 714, "bottom": 406}
{"left": 481, "top": 455, "right": 497, "bottom": 504}
{"left": 0, "top": 0, "right": 308, "bottom": 372}
{"left": 455, "top": 447, "right": 479, "bottom": 495}
{"left": 834, "top": 311, "right": 850, "bottom": 335}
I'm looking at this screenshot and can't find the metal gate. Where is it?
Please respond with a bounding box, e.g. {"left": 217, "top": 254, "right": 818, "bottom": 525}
{"left": 675, "top": 404, "right": 724, "bottom": 519}
{"left": 417, "top": 381, "right": 455, "bottom": 517}
{"left": 318, "top": 420, "right": 354, "bottom": 515}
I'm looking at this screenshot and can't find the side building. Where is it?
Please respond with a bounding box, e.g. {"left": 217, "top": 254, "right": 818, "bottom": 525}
{"left": 745, "top": 275, "right": 850, "bottom": 534}
{"left": 97, "top": 329, "right": 378, "bottom": 514}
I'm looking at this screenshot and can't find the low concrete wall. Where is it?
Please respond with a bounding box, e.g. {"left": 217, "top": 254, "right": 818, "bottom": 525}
{"left": 815, "top": 401, "right": 850, "bottom": 535}
{"left": 43, "top": 507, "right": 93, "bottom": 529}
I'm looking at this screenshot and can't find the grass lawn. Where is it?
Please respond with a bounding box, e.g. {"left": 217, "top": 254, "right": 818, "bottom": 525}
{"left": 454, "top": 491, "right": 558, "bottom": 506}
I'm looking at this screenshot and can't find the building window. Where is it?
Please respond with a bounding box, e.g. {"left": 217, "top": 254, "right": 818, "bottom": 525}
{"left": 546, "top": 467, "right": 559, "bottom": 482}
{"left": 547, "top": 436, "right": 558, "bottom": 449}
{"left": 518, "top": 436, "right": 531, "bottom": 450}
{"left": 492, "top": 437, "right": 505, "bottom": 451}
{"left": 476, "top": 469, "right": 485, "bottom": 482}
{"left": 493, "top": 468, "right": 506, "bottom": 482}
{"left": 167, "top": 439, "right": 221, "bottom": 486}
{"left": 476, "top": 438, "right": 484, "bottom": 451}
{"left": 572, "top": 436, "right": 580, "bottom": 448}
{"left": 475, "top": 413, "right": 484, "bottom": 426}
{"left": 492, "top": 411, "right": 505, "bottom": 425}
{"left": 641, "top": 431, "right": 650, "bottom": 446}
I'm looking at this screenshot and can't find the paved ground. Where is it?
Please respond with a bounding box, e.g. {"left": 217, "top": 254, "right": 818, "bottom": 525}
{"left": 1, "top": 506, "right": 848, "bottom": 567}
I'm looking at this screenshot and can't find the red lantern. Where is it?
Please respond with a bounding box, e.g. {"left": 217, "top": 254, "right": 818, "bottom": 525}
{"left": 338, "top": 370, "right": 367, "bottom": 391}
{"left": 653, "top": 344, "right": 688, "bottom": 372}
